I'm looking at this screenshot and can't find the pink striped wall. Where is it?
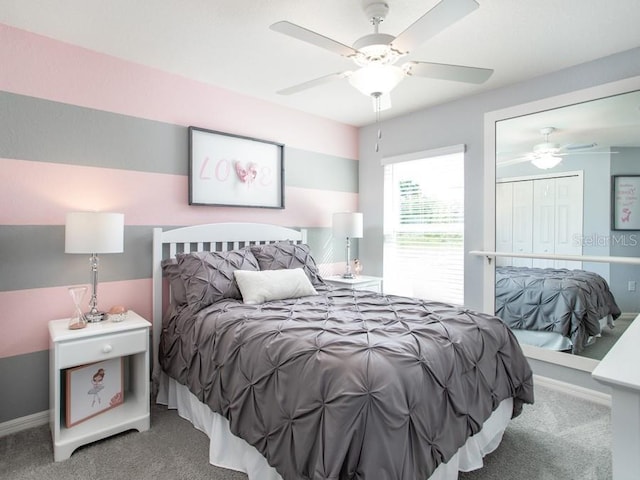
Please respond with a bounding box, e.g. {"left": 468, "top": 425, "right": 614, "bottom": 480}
{"left": 0, "top": 280, "right": 152, "bottom": 359}
{"left": 0, "top": 24, "right": 357, "bottom": 160}
{"left": 0, "top": 158, "right": 358, "bottom": 227}
{"left": 1, "top": 261, "right": 346, "bottom": 359}
{"left": 0, "top": 23, "right": 360, "bottom": 362}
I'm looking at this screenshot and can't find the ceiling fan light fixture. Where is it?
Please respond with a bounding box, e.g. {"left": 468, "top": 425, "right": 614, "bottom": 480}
{"left": 533, "top": 141, "right": 561, "bottom": 155}
{"left": 271, "top": 0, "right": 492, "bottom": 114}
{"left": 352, "top": 33, "right": 401, "bottom": 66}
{"left": 348, "top": 64, "right": 405, "bottom": 97}
{"left": 531, "top": 153, "right": 562, "bottom": 170}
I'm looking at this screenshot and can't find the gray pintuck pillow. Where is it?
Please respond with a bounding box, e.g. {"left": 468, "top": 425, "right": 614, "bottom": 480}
{"left": 176, "top": 248, "right": 260, "bottom": 311}
{"left": 250, "top": 241, "right": 324, "bottom": 285}
{"left": 161, "top": 258, "right": 188, "bottom": 306}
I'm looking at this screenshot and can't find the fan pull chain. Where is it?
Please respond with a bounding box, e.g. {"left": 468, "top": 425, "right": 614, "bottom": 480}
{"left": 374, "top": 93, "right": 382, "bottom": 153}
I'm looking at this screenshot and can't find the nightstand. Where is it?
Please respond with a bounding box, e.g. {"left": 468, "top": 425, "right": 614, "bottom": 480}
{"left": 48, "top": 310, "right": 151, "bottom": 461}
{"left": 324, "top": 275, "right": 383, "bottom": 293}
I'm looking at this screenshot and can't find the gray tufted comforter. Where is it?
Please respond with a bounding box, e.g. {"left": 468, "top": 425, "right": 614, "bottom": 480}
{"left": 160, "top": 285, "right": 534, "bottom": 480}
{"left": 495, "top": 266, "right": 621, "bottom": 354}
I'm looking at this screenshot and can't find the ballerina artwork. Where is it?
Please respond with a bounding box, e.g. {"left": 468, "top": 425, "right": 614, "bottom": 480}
{"left": 88, "top": 368, "right": 105, "bottom": 407}
{"left": 66, "top": 357, "right": 123, "bottom": 427}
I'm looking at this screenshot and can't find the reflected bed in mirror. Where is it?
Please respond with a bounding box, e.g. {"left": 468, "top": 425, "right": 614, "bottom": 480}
{"left": 483, "top": 77, "right": 640, "bottom": 365}
{"left": 495, "top": 265, "right": 622, "bottom": 359}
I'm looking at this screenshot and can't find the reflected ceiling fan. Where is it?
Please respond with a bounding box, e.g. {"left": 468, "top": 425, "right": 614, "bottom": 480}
{"left": 502, "top": 127, "right": 600, "bottom": 170}
{"left": 270, "top": 0, "right": 493, "bottom": 111}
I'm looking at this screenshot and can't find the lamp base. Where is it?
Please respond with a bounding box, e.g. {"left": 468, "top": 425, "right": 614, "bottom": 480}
{"left": 85, "top": 311, "right": 106, "bottom": 323}
{"left": 342, "top": 273, "right": 355, "bottom": 279}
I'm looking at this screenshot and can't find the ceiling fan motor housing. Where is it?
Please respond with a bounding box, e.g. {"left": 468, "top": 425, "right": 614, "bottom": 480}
{"left": 362, "top": 1, "right": 390, "bottom": 24}
{"left": 534, "top": 142, "right": 561, "bottom": 154}
{"left": 353, "top": 33, "right": 400, "bottom": 65}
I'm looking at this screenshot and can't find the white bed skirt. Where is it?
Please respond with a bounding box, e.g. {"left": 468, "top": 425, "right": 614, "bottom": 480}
{"left": 156, "top": 372, "right": 513, "bottom": 480}
{"left": 511, "top": 314, "right": 614, "bottom": 352}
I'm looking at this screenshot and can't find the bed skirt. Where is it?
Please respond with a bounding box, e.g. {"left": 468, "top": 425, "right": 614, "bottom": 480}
{"left": 156, "top": 371, "right": 513, "bottom": 480}
{"left": 511, "top": 314, "right": 614, "bottom": 352}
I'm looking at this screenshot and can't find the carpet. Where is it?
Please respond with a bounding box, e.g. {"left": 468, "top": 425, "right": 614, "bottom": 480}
{"left": 0, "top": 383, "right": 611, "bottom": 480}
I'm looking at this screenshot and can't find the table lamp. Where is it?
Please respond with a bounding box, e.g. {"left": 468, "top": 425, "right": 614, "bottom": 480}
{"left": 333, "top": 212, "right": 363, "bottom": 279}
{"left": 65, "top": 212, "right": 124, "bottom": 322}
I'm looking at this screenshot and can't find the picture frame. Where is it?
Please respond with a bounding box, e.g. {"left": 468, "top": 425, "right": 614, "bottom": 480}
{"left": 188, "top": 126, "right": 285, "bottom": 208}
{"left": 612, "top": 175, "right": 640, "bottom": 230}
{"left": 65, "top": 357, "right": 124, "bottom": 428}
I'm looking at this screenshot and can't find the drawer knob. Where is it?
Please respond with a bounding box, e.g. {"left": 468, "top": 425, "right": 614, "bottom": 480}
{"left": 102, "top": 344, "right": 113, "bottom": 353}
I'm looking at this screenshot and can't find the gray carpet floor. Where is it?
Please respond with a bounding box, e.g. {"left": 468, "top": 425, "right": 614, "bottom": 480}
{"left": 0, "top": 383, "right": 611, "bottom": 480}
{"left": 579, "top": 316, "right": 633, "bottom": 361}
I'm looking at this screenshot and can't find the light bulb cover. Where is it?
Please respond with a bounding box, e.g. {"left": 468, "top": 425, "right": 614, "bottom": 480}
{"left": 348, "top": 64, "right": 405, "bottom": 97}
{"left": 531, "top": 154, "right": 562, "bottom": 169}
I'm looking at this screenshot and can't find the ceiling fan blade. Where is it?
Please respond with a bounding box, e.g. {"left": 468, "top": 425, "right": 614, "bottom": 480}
{"left": 276, "top": 72, "right": 351, "bottom": 95}
{"left": 497, "top": 156, "right": 530, "bottom": 167}
{"left": 405, "top": 61, "right": 493, "bottom": 84}
{"left": 561, "top": 143, "right": 597, "bottom": 151}
{"left": 391, "top": 0, "right": 479, "bottom": 53}
{"left": 557, "top": 151, "right": 612, "bottom": 156}
{"left": 270, "top": 21, "right": 357, "bottom": 57}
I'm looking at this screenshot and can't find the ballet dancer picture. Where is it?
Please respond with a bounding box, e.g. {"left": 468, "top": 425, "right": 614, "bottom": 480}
{"left": 88, "top": 368, "right": 105, "bottom": 407}
{"left": 66, "top": 358, "right": 123, "bottom": 427}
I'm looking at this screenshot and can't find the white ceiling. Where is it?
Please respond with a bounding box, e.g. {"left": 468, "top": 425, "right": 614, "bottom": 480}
{"left": 496, "top": 89, "right": 640, "bottom": 165}
{"left": 1, "top": 0, "right": 640, "bottom": 127}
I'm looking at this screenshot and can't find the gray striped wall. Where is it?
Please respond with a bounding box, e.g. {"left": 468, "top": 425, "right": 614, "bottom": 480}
{"left": 0, "top": 91, "right": 359, "bottom": 424}
{"left": 0, "top": 91, "right": 358, "bottom": 190}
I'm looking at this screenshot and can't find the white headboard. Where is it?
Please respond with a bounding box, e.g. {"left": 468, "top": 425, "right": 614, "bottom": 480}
{"left": 151, "top": 222, "right": 307, "bottom": 382}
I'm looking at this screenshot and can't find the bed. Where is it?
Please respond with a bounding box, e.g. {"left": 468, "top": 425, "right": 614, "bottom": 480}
{"left": 152, "top": 223, "right": 534, "bottom": 480}
{"left": 495, "top": 266, "right": 621, "bottom": 354}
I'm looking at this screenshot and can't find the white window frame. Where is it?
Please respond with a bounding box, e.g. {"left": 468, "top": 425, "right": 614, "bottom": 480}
{"left": 382, "top": 145, "right": 466, "bottom": 305}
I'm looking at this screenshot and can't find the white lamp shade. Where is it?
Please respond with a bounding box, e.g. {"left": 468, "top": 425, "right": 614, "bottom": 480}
{"left": 65, "top": 212, "right": 125, "bottom": 254}
{"left": 333, "top": 212, "right": 364, "bottom": 239}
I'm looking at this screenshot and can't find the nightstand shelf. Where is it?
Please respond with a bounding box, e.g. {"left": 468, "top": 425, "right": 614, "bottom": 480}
{"left": 49, "top": 311, "right": 151, "bottom": 461}
{"left": 324, "top": 275, "right": 383, "bottom": 293}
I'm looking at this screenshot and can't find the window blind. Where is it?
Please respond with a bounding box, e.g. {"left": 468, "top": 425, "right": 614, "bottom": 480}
{"left": 383, "top": 151, "right": 464, "bottom": 305}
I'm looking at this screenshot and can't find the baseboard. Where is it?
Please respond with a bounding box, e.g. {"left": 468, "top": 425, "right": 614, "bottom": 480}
{"left": 0, "top": 410, "right": 49, "bottom": 438}
{"left": 533, "top": 374, "right": 611, "bottom": 407}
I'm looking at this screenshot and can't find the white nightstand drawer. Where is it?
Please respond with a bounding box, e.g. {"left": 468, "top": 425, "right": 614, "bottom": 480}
{"left": 58, "top": 329, "right": 147, "bottom": 368}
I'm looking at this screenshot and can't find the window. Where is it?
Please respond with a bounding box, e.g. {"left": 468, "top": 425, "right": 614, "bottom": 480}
{"left": 383, "top": 147, "right": 464, "bottom": 305}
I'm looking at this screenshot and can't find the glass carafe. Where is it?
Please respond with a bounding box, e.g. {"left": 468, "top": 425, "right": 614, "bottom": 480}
{"left": 68, "top": 286, "right": 88, "bottom": 330}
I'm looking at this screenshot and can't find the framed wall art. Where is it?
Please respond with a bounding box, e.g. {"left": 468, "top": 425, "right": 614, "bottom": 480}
{"left": 65, "top": 357, "right": 124, "bottom": 427}
{"left": 612, "top": 175, "right": 640, "bottom": 230}
{"left": 189, "top": 126, "right": 285, "bottom": 208}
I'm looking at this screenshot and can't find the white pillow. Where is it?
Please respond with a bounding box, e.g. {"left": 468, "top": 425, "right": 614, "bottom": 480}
{"left": 234, "top": 268, "right": 318, "bottom": 304}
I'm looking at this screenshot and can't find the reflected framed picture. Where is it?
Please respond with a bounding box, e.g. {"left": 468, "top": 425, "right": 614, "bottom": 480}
{"left": 65, "top": 357, "right": 124, "bottom": 427}
{"left": 188, "top": 126, "right": 285, "bottom": 209}
{"left": 612, "top": 175, "right": 640, "bottom": 230}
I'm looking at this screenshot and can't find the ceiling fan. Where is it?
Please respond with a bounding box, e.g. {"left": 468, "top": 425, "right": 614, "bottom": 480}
{"left": 270, "top": 0, "right": 493, "bottom": 111}
{"left": 501, "top": 127, "right": 600, "bottom": 170}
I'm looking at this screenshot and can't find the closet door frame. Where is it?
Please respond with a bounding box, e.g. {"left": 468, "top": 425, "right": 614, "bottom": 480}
{"left": 496, "top": 170, "right": 584, "bottom": 269}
